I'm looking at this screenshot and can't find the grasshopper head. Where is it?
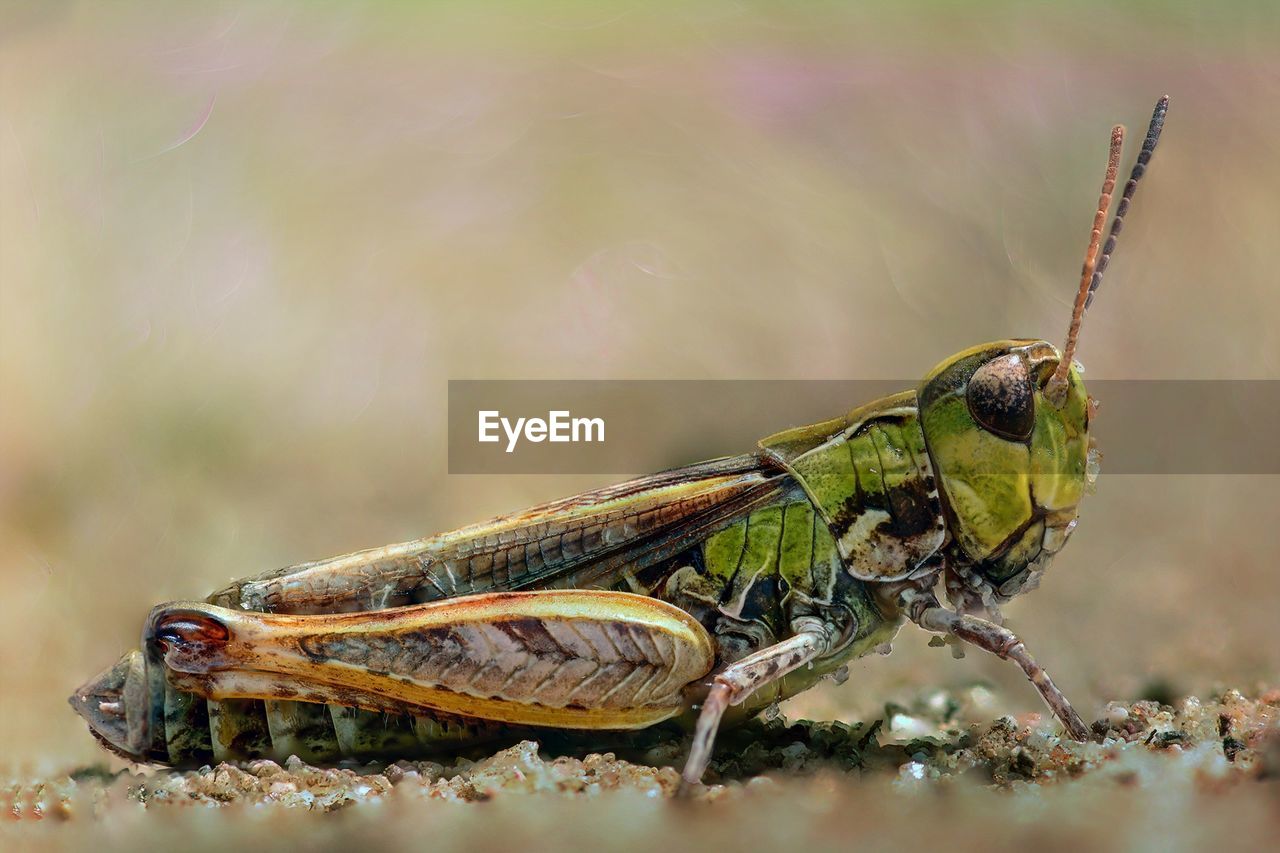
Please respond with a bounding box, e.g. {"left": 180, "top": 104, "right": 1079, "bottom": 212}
{"left": 917, "top": 95, "right": 1166, "bottom": 609}
{"left": 918, "top": 339, "right": 1095, "bottom": 603}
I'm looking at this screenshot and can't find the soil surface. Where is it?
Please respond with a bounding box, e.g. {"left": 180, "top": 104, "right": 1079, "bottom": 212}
{"left": 8, "top": 686, "right": 1278, "bottom": 852}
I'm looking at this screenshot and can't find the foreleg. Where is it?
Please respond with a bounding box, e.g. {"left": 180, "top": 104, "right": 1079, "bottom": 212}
{"left": 910, "top": 600, "right": 1089, "bottom": 740}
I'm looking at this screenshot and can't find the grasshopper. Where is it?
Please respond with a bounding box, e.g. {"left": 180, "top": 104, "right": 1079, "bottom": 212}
{"left": 71, "top": 98, "right": 1168, "bottom": 791}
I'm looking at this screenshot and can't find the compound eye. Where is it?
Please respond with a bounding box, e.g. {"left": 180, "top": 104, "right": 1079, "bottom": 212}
{"left": 967, "top": 353, "right": 1035, "bottom": 441}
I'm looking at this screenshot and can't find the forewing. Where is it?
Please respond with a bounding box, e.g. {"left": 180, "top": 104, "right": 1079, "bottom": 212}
{"left": 209, "top": 454, "right": 792, "bottom": 614}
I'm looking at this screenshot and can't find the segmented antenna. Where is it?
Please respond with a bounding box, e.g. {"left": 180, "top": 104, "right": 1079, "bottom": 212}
{"left": 1088, "top": 96, "right": 1169, "bottom": 308}
{"left": 1048, "top": 95, "right": 1169, "bottom": 396}
{"left": 1049, "top": 124, "right": 1124, "bottom": 392}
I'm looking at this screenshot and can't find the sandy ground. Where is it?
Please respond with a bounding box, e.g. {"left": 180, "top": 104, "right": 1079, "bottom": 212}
{"left": 7, "top": 685, "right": 1279, "bottom": 851}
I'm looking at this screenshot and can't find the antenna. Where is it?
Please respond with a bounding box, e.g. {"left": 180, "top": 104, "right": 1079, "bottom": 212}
{"left": 1048, "top": 95, "right": 1169, "bottom": 397}
{"left": 1049, "top": 124, "right": 1124, "bottom": 393}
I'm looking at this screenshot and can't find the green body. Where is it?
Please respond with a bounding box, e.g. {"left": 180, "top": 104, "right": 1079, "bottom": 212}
{"left": 70, "top": 94, "right": 1171, "bottom": 771}
{"left": 73, "top": 338, "right": 1093, "bottom": 767}
{"left": 159, "top": 478, "right": 910, "bottom": 766}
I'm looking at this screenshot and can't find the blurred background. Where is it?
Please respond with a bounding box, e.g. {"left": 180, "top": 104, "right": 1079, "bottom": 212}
{"left": 2, "top": 1, "right": 1278, "bottom": 775}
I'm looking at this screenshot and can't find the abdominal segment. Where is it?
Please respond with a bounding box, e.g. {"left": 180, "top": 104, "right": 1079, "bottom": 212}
{"left": 161, "top": 679, "right": 509, "bottom": 765}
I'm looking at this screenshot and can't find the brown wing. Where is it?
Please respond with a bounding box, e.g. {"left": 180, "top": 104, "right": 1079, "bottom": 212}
{"left": 209, "top": 454, "right": 794, "bottom": 615}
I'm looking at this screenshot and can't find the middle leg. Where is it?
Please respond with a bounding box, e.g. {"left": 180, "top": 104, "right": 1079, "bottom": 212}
{"left": 679, "top": 626, "right": 832, "bottom": 794}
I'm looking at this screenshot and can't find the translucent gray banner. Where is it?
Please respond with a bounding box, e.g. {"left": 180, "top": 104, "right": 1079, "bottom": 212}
{"left": 448, "top": 381, "right": 1280, "bottom": 475}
